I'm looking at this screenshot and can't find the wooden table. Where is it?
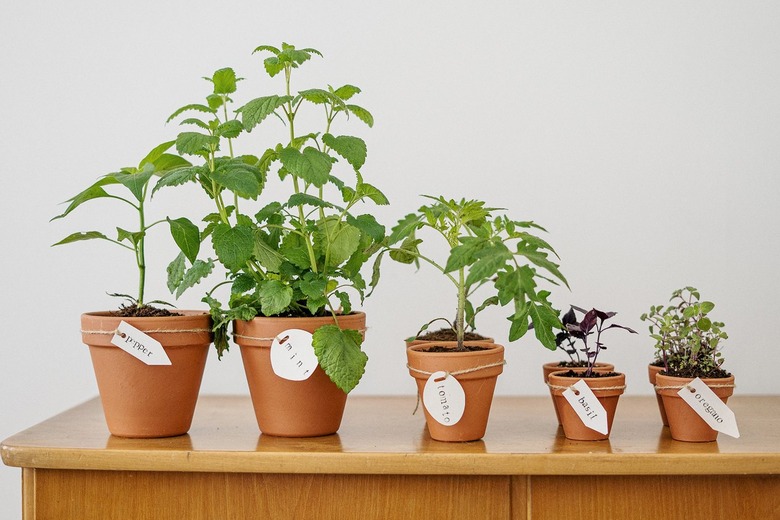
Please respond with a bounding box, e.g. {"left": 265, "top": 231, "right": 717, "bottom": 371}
{"left": 2, "top": 395, "right": 779, "bottom": 519}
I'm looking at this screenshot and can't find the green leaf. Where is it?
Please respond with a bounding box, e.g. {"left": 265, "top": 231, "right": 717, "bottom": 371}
{"left": 253, "top": 44, "right": 281, "bottom": 55}
{"left": 52, "top": 231, "right": 109, "bottom": 246}
{"left": 176, "top": 132, "right": 219, "bottom": 156}
{"left": 152, "top": 153, "right": 191, "bottom": 172}
{"left": 529, "top": 302, "right": 559, "bottom": 350}
{"left": 116, "top": 227, "right": 142, "bottom": 245}
{"left": 700, "top": 301, "right": 715, "bottom": 314}
{"left": 263, "top": 56, "right": 284, "bottom": 77}
{"left": 216, "top": 120, "right": 243, "bottom": 139}
{"left": 139, "top": 141, "right": 175, "bottom": 169}
{"left": 166, "top": 252, "right": 186, "bottom": 293}
{"left": 346, "top": 214, "right": 385, "bottom": 242}
{"left": 238, "top": 95, "right": 292, "bottom": 131}
{"left": 258, "top": 280, "right": 293, "bottom": 316}
{"left": 278, "top": 146, "right": 332, "bottom": 187}
{"left": 697, "top": 317, "right": 712, "bottom": 331}
{"left": 175, "top": 259, "right": 214, "bottom": 298}
{"left": 206, "top": 94, "right": 224, "bottom": 110}
{"left": 152, "top": 166, "right": 204, "bottom": 194}
{"left": 286, "top": 193, "right": 334, "bottom": 209}
{"left": 253, "top": 232, "right": 284, "bottom": 272}
{"left": 312, "top": 325, "right": 367, "bottom": 393}
{"left": 114, "top": 167, "right": 155, "bottom": 203}
{"left": 51, "top": 176, "right": 118, "bottom": 220}
{"left": 315, "top": 219, "right": 361, "bottom": 267}
{"left": 444, "top": 238, "right": 486, "bottom": 273}
{"left": 299, "top": 89, "right": 346, "bottom": 110}
{"left": 211, "top": 160, "right": 264, "bottom": 199}
{"left": 211, "top": 67, "right": 238, "bottom": 94}
{"left": 167, "top": 217, "right": 200, "bottom": 263}
{"left": 167, "top": 104, "right": 216, "bottom": 123}
{"left": 333, "top": 84, "right": 361, "bottom": 100}
{"left": 346, "top": 104, "right": 374, "bottom": 127}
{"left": 355, "top": 181, "right": 389, "bottom": 205}
{"left": 464, "top": 245, "right": 512, "bottom": 287}
{"left": 517, "top": 246, "right": 569, "bottom": 288}
{"left": 388, "top": 213, "right": 422, "bottom": 245}
{"left": 212, "top": 224, "right": 255, "bottom": 271}
{"left": 322, "top": 134, "right": 366, "bottom": 170}
{"left": 389, "top": 236, "right": 421, "bottom": 264}
{"left": 231, "top": 273, "right": 256, "bottom": 294}
{"left": 335, "top": 291, "right": 352, "bottom": 314}
{"left": 508, "top": 302, "right": 531, "bottom": 342}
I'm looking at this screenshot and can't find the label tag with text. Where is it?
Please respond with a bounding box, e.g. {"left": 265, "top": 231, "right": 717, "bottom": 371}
{"left": 562, "top": 379, "right": 609, "bottom": 434}
{"left": 111, "top": 321, "right": 171, "bottom": 366}
{"left": 423, "top": 371, "right": 465, "bottom": 426}
{"left": 270, "top": 329, "right": 319, "bottom": 381}
{"left": 677, "top": 377, "right": 740, "bottom": 438}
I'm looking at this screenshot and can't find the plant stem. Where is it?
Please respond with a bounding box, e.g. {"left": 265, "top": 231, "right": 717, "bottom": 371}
{"left": 455, "top": 267, "right": 466, "bottom": 351}
{"left": 136, "top": 188, "right": 147, "bottom": 306}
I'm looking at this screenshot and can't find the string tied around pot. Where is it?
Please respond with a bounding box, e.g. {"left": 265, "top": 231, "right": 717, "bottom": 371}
{"left": 233, "top": 328, "right": 368, "bottom": 343}
{"left": 81, "top": 328, "right": 212, "bottom": 335}
{"left": 654, "top": 383, "right": 736, "bottom": 391}
{"left": 546, "top": 381, "right": 627, "bottom": 392}
{"left": 405, "top": 360, "right": 507, "bottom": 378}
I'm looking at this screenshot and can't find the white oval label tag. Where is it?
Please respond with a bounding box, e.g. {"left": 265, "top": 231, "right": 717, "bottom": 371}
{"left": 562, "top": 379, "right": 609, "bottom": 434}
{"left": 270, "top": 329, "right": 319, "bottom": 381}
{"left": 677, "top": 377, "right": 740, "bottom": 438}
{"left": 423, "top": 371, "right": 466, "bottom": 426}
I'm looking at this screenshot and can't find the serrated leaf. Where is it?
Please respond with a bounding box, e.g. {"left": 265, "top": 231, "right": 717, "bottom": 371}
{"left": 465, "top": 245, "right": 512, "bottom": 287}
{"left": 176, "top": 132, "right": 219, "bottom": 156}
{"left": 179, "top": 118, "right": 210, "bottom": 130}
{"left": 279, "top": 146, "right": 332, "bottom": 187}
{"left": 167, "top": 104, "right": 216, "bottom": 123}
{"left": 212, "top": 224, "right": 255, "bottom": 271}
{"left": 322, "top": 134, "right": 366, "bottom": 170}
{"left": 152, "top": 166, "right": 203, "bottom": 195}
{"left": 335, "top": 291, "right": 352, "bottom": 314}
{"left": 206, "top": 94, "right": 224, "bottom": 110}
{"left": 166, "top": 252, "right": 186, "bottom": 293}
{"left": 312, "top": 325, "right": 367, "bottom": 393}
{"left": 176, "top": 259, "right": 214, "bottom": 298}
{"left": 346, "top": 214, "right": 385, "bottom": 242}
{"left": 253, "top": 232, "right": 284, "bottom": 272}
{"left": 211, "top": 159, "right": 264, "bottom": 199}
{"left": 263, "top": 56, "right": 284, "bottom": 77}
{"left": 517, "top": 246, "right": 569, "bottom": 288}
{"left": 529, "top": 302, "right": 559, "bottom": 350}
{"left": 444, "top": 238, "right": 486, "bottom": 273}
{"left": 333, "top": 84, "right": 361, "bottom": 100}
{"left": 315, "top": 219, "right": 361, "bottom": 267}
{"left": 167, "top": 217, "right": 200, "bottom": 263}
{"left": 238, "top": 95, "right": 292, "bottom": 131}
{"left": 52, "top": 231, "right": 110, "bottom": 246}
{"left": 253, "top": 44, "right": 281, "bottom": 55}
{"left": 258, "top": 280, "right": 293, "bottom": 316}
{"left": 346, "top": 104, "right": 373, "bottom": 127}
{"left": 356, "top": 182, "right": 389, "bottom": 205}
{"left": 212, "top": 67, "right": 237, "bottom": 94}
{"left": 286, "top": 193, "right": 334, "bottom": 209}
{"left": 388, "top": 213, "right": 422, "bottom": 245}
{"left": 217, "top": 119, "right": 243, "bottom": 138}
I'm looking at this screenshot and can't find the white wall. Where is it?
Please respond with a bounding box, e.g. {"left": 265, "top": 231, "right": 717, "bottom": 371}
{"left": 2, "top": 1, "right": 779, "bottom": 517}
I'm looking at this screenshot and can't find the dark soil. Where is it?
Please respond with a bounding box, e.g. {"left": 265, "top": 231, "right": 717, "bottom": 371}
{"left": 662, "top": 367, "right": 732, "bottom": 379}
{"left": 414, "top": 328, "right": 488, "bottom": 342}
{"left": 552, "top": 360, "right": 589, "bottom": 368}
{"left": 420, "top": 345, "right": 490, "bottom": 353}
{"left": 556, "top": 369, "right": 620, "bottom": 378}
{"left": 109, "top": 304, "right": 182, "bottom": 318}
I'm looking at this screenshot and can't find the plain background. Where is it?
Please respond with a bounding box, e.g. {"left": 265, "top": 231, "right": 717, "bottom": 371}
{"left": 2, "top": 1, "right": 779, "bottom": 516}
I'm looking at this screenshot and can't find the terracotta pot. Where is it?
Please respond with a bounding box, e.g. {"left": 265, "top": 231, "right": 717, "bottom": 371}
{"left": 81, "top": 311, "right": 212, "bottom": 438}
{"left": 542, "top": 361, "right": 614, "bottom": 425}
{"left": 234, "top": 312, "right": 366, "bottom": 437}
{"left": 406, "top": 342, "right": 504, "bottom": 442}
{"left": 547, "top": 370, "right": 626, "bottom": 441}
{"left": 648, "top": 363, "right": 669, "bottom": 426}
{"left": 655, "top": 373, "right": 735, "bottom": 442}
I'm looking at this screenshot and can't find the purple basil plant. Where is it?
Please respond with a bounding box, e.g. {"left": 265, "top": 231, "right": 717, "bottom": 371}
{"left": 559, "top": 306, "right": 637, "bottom": 377}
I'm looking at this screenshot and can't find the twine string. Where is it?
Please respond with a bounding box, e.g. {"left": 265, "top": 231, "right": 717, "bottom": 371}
{"left": 654, "top": 383, "right": 736, "bottom": 391}
{"left": 406, "top": 360, "right": 507, "bottom": 377}
{"left": 233, "top": 328, "right": 368, "bottom": 343}
{"left": 81, "top": 328, "right": 211, "bottom": 335}
{"left": 546, "top": 381, "right": 627, "bottom": 392}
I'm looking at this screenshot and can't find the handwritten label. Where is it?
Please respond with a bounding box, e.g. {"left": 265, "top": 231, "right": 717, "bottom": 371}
{"left": 111, "top": 321, "right": 171, "bottom": 366}
{"left": 562, "top": 379, "right": 609, "bottom": 434}
{"left": 677, "top": 377, "right": 740, "bottom": 438}
{"left": 422, "top": 371, "right": 465, "bottom": 426}
{"left": 270, "top": 329, "right": 319, "bottom": 381}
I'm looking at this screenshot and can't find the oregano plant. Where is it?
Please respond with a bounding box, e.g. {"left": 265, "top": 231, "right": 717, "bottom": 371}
{"left": 51, "top": 142, "right": 199, "bottom": 315}
{"left": 156, "top": 43, "right": 387, "bottom": 393}
{"left": 376, "top": 196, "right": 568, "bottom": 351}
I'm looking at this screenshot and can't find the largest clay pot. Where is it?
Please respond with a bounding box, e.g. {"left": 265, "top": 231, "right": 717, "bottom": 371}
{"left": 655, "top": 373, "right": 735, "bottom": 442}
{"left": 234, "top": 312, "right": 366, "bottom": 437}
{"left": 406, "top": 342, "right": 504, "bottom": 442}
{"left": 81, "top": 311, "right": 212, "bottom": 438}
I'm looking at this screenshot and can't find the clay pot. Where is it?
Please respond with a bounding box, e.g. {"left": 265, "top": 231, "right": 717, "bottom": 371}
{"left": 547, "top": 370, "right": 626, "bottom": 441}
{"left": 655, "top": 373, "right": 735, "bottom": 442}
{"left": 648, "top": 363, "right": 669, "bottom": 426}
{"left": 81, "top": 311, "right": 212, "bottom": 438}
{"left": 542, "top": 362, "right": 614, "bottom": 425}
{"left": 406, "top": 342, "right": 504, "bottom": 442}
{"left": 234, "top": 312, "right": 366, "bottom": 437}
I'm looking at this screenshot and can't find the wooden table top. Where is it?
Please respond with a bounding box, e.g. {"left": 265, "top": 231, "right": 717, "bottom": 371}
{"left": 3, "top": 395, "right": 779, "bottom": 476}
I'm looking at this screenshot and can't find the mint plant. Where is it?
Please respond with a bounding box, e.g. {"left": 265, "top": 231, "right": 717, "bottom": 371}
{"left": 156, "top": 43, "right": 386, "bottom": 393}
{"left": 377, "top": 196, "right": 568, "bottom": 351}
{"left": 52, "top": 142, "right": 198, "bottom": 315}
{"left": 557, "top": 306, "right": 637, "bottom": 377}
{"left": 640, "top": 287, "right": 729, "bottom": 378}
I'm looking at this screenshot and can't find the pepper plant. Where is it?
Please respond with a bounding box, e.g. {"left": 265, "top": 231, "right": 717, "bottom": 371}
{"left": 376, "top": 196, "right": 568, "bottom": 351}
{"left": 155, "top": 43, "right": 386, "bottom": 393}
{"left": 640, "top": 287, "right": 729, "bottom": 378}
{"left": 52, "top": 142, "right": 198, "bottom": 314}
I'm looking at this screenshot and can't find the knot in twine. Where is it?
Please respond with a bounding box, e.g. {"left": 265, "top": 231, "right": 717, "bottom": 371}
{"left": 233, "top": 328, "right": 368, "bottom": 343}
{"left": 546, "top": 381, "right": 627, "bottom": 392}
{"left": 406, "top": 360, "right": 507, "bottom": 378}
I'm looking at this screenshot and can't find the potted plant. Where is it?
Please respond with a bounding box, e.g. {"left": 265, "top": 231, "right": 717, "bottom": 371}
{"left": 378, "top": 196, "right": 568, "bottom": 441}
{"left": 640, "top": 287, "right": 733, "bottom": 441}
{"left": 546, "top": 307, "right": 636, "bottom": 441}
{"left": 52, "top": 142, "right": 213, "bottom": 438}
{"left": 156, "top": 43, "right": 386, "bottom": 437}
